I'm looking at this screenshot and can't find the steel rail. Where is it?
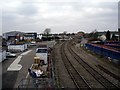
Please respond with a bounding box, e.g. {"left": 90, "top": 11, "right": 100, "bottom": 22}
{"left": 67, "top": 41, "right": 119, "bottom": 89}
{"left": 60, "top": 42, "right": 91, "bottom": 89}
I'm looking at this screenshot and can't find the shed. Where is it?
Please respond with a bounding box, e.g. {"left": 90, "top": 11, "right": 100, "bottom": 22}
{"left": 8, "top": 44, "right": 28, "bottom": 52}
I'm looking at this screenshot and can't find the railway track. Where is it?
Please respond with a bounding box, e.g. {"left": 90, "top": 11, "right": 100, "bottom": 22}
{"left": 96, "top": 64, "right": 120, "bottom": 82}
{"left": 67, "top": 41, "right": 119, "bottom": 89}
{"left": 60, "top": 42, "right": 91, "bottom": 89}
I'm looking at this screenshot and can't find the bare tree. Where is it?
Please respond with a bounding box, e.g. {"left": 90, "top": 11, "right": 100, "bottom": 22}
{"left": 43, "top": 28, "right": 51, "bottom": 40}
{"left": 63, "top": 31, "right": 67, "bottom": 35}
{"left": 43, "top": 28, "right": 51, "bottom": 35}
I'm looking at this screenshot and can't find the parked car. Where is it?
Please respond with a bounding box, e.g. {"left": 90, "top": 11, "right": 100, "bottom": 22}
{"left": 27, "top": 41, "right": 36, "bottom": 46}
{"left": 30, "top": 41, "right": 36, "bottom": 46}
{"left": 6, "top": 52, "right": 16, "bottom": 57}
{"left": 31, "top": 41, "right": 36, "bottom": 44}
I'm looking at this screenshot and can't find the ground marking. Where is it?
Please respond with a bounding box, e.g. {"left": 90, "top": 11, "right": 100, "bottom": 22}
{"left": 7, "top": 50, "right": 32, "bottom": 71}
{"left": 25, "top": 64, "right": 33, "bottom": 78}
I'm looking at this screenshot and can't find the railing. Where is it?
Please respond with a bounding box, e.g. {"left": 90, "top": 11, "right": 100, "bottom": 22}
{"left": 105, "top": 44, "right": 120, "bottom": 49}
{"left": 18, "top": 78, "right": 54, "bottom": 89}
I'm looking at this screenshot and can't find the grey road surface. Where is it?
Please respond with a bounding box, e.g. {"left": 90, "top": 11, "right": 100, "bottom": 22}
{"left": 2, "top": 47, "right": 36, "bottom": 89}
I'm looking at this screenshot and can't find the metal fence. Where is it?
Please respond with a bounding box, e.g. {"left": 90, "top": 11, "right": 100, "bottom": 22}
{"left": 18, "top": 78, "right": 54, "bottom": 89}
{"left": 85, "top": 44, "right": 120, "bottom": 61}
{"left": 105, "top": 44, "right": 120, "bottom": 49}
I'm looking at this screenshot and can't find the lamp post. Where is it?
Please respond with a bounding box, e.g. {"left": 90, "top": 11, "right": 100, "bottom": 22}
{"left": 15, "top": 39, "right": 17, "bottom": 44}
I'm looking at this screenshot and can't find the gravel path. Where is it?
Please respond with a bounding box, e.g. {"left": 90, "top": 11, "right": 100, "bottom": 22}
{"left": 53, "top": 42, "right": 76, "bottom": 88}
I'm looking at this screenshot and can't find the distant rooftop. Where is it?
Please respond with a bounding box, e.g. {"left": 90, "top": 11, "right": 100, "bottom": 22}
{"left": 3, "top": 31, "right": 24, "bottom": 36}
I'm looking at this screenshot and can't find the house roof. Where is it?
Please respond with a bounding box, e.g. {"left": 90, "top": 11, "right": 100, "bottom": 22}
{"left": 3, "top": 31, "right": 24, "bottom": 36}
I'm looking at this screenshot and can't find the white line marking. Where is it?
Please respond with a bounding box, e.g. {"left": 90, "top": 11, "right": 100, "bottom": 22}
{"left": 20, "top": 50, "right": 32, "bottom": 56}
{"left": 12, "top": 56, "right": 22, "bottom": 64}
{"left": 7, "top": 50, "right": 32, "bottom": 71}
{"left": 25, "top": 64, "right": 33, "bottom": 78}
{"left": 7, "top": 64, "right": 22, "bottom": 71}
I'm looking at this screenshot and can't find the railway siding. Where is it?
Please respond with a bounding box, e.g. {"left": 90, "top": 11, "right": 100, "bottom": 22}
{"left": 68, "top": 42, "right": 119, "bottom": 89}
{"left": 73, "top": 43, "right": 120, "bottom": 87}
{"left": 53, "top": 40, "right": 120, "bottom": 89}
{"left": 53, "top": 43, "right": 75, "bottom": 88}
{"left": 61, "top": 42, "right": 90, "bottom": 89}
{"left": 64, "top": 42, "right": 104, "bottom": 88}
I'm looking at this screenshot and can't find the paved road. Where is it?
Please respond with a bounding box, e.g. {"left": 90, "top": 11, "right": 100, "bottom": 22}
{"left": 14, "top": 48, "right": 36, "bottom": 88}
{"left": 2, "top": 47, "right": 36, "bottom": 89}
{"left": 2, "top": 41, "right": 56, "bottom": 89}
{"left": 2, "top": 52, "right": 20, "bottom": 89}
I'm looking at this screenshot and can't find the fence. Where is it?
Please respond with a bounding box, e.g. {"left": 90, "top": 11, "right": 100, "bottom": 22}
{"left": 105, "top": 44, "right": 120, "bottom": 49}
{"left": 85, "top": 44, "right": 120, "bottom": 61}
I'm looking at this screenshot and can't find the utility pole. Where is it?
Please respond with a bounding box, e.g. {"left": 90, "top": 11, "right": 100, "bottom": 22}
{"left": 118, "top": 2, "right": 120, "bottom": 41}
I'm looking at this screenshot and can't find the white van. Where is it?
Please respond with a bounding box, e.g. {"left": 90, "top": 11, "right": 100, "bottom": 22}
{"left": 36, "top": 45, "right": 48, "bottom": 64}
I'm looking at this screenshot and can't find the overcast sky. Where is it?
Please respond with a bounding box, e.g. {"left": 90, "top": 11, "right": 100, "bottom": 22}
{"left": 1, "top": 0, "right": 119, "bottom": 34}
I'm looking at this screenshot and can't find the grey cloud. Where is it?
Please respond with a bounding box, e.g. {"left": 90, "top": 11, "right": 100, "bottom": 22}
{"left": 16, "top": 3, "right": 38, "bottom": 16}
{"left": 2, "top": 0, "right": 118, "bottom": 34}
